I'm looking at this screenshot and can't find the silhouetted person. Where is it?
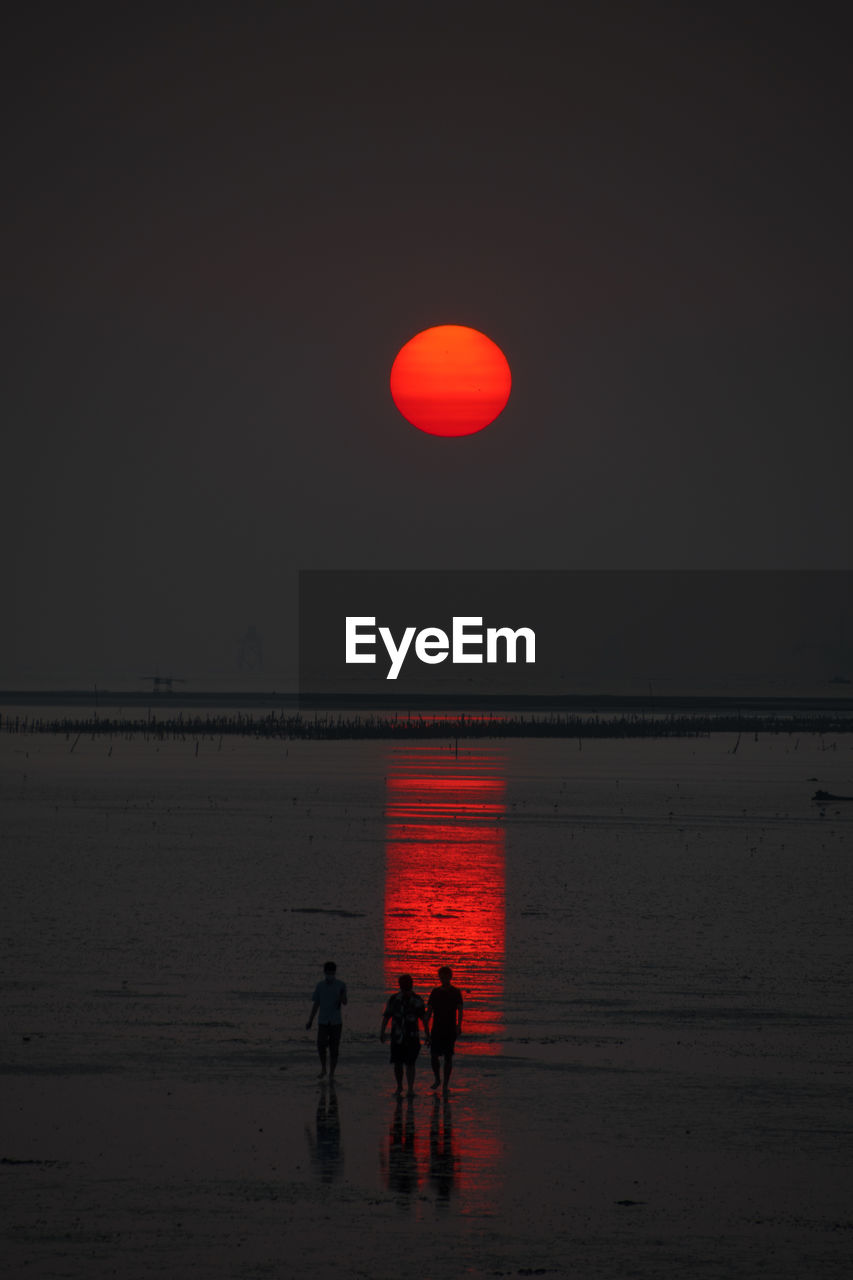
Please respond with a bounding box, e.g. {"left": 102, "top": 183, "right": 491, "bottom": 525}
{"left": 426, "top": 965, "right": 463, "bottom": 1093}
{"left": 380, "top": 973, "right": 428, "bottom": 1095}
{"left": 306, "top": 960, "right": 347, "bottom": 1079}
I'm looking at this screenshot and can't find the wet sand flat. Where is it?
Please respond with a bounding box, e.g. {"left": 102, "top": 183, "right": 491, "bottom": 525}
{"left": 2, "top": 731, "right": 852, "bottom": 1277}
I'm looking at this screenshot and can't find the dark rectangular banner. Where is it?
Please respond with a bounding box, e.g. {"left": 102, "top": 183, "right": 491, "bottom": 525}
{"left": 299, "top": 570, "right": 853, "bottom": 703}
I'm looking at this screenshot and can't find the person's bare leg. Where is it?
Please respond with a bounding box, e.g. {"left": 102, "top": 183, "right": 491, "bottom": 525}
{"left": 443, "top": 1055, "right": 453, "bottom": 1093}
{"left": 430, "top": 1053, "right": 441, "bottom": 1088}
{"left": 406, "top": 1063, "right": 416, "bottom": 1096}
{"left": 394, "top": 1063, "right": 403, "bottom": 1094}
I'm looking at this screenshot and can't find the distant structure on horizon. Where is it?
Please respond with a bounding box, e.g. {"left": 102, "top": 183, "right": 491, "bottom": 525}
{"left": 138, "top": 674, "right": 187, "bottom": 694}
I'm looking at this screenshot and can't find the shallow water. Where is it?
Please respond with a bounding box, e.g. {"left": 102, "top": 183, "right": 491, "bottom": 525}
{"left": 2, "top": 731, "right": 852, "bottom": 1276}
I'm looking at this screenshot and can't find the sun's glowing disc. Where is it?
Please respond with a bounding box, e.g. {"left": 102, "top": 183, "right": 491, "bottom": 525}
{"left": 390, "top": 324, "right": 511, "bottom": 438}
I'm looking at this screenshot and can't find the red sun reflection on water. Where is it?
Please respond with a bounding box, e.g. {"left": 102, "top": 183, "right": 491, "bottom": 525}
{"left": 384, "top": 746, "right": 506, "bottom": 1052}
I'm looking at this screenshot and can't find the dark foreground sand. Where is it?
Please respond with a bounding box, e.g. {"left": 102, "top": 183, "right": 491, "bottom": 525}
{"left": 4, "top": 1045, "right": 853, "bottom": 1279}
{"left": 2, "top": 731, "right": 852, "bottom": 1277}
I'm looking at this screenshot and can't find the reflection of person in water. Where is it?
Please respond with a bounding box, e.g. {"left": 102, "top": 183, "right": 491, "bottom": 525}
{"left": 382, "top": 1095, "right": 420, "bottom": 1197}
{"left": 429, "top": 1094, "right": 457, "bottom": 1204}
{"left": 306, "top": 960, "right": 347, "bottom": 1079}
{"left": 380, "top": 973, "right": 429, "bottom": 1096}
{"left": 426, "top": 965, "right": 463, "bottom": 1093}
{"left": 304, "top": 1082, "right": 342, "bottom": 1184}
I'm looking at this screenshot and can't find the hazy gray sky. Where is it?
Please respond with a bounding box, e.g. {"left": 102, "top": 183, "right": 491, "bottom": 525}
{"left": 4, "top": 3, "right": 851, "bottom": 685}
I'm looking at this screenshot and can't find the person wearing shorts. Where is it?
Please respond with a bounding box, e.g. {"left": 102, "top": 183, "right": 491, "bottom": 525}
{"left": 380, "top": 974, "right": 429, "bottom": 1096}
{"left": 426, "top": 965, "right": 463, "bottom": 1093}
{"left": 306, "top": 961, "right": 347, "bottom": 1079}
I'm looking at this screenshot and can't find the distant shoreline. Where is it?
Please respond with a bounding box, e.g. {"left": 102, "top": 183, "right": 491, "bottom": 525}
{"left": 0, "top": 689, "right": 851, "bottom": 714}
{"left": 3, "top": 707, "right": 852, "bottom": 741}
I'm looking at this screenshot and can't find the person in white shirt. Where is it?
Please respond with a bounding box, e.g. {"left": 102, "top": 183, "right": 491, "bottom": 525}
{"left": 306, "top": 961, "right": 348, "bottom": 1079}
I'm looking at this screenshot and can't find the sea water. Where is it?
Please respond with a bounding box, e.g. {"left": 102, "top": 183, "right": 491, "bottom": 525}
{"left": 2, "top": 729, "right": 852, "bottom": 1277}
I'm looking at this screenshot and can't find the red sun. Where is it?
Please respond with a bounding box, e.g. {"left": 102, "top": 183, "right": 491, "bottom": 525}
{"left": 390, "top": 324, "right": 511, "bottom": 437}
